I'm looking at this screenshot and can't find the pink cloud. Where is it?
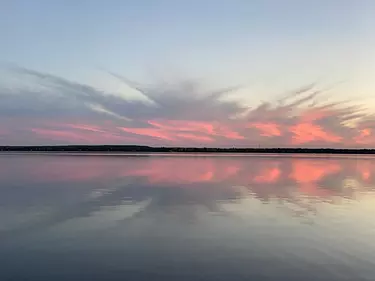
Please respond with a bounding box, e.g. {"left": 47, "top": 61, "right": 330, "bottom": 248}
{"left": 148, "top": 120, "right": 215, "bottom": 134}
{"left": 148, "top": 119, "right": 243, "bottom": 140}
{"left": 289, "top": 122, "right": 342, "bottom": 144}
{"left": 120, "top": 127, "right": 174, "bottom": 141}
{"left": 63, "top": 123, "right": 106, "bottom": 133}
{"left": 215, "top": 126, "right": 244, "bottom": 140}
{"left": 248, "top": 122, "right": 281, "bottom": 137}
{"left": 176, "top": 133, "right": 213, "bottom": 142}
{"left": 30, "top": 125, "right": 135, "bottom": 144}
{"left": 299, "top": 109, "right": 332, "bottom": 123}
{"left": 121, "top": 119, "right": 244, "bottom": 143}
{"left": 354, "top": 128, "right": 373, "bottom": 144}
{"left": 6, "top": 66, "right": 375, "bottom": 147}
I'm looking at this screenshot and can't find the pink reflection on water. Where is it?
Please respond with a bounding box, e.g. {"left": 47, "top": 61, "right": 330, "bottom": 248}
{"left": 5, "top": 155, "right": 375, "bottom": 201}
{"left": 289, "top": 160, "right": 341, "bottom": 184}
{"left": 253, "top": 162, "right": 281, "bottom": 183}
{"left": 355, "top": 160, "right": 375, "bottom": 182}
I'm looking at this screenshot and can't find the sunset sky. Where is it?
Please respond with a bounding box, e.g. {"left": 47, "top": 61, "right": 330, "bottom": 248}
{"left": 1, "top": 0, "right": 375, "bottom": 147}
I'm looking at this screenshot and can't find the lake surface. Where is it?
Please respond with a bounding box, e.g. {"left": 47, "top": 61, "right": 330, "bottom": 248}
{"left": 0, "top": 153, "right": 375, "bottom": 281}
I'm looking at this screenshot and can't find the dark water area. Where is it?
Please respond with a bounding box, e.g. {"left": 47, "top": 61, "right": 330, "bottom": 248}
{"left": 0, "top": 154, "right": 375, "bottom": 281}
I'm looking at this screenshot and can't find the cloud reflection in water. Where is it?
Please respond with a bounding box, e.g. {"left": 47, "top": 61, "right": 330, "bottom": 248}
{"left": 1, "top": 154, "right": 375, "bottom": 238}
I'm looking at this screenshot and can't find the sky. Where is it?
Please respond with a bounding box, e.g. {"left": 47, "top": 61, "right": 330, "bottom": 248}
{"left": 0, "top": 0, "right": 375, "bottom": 147}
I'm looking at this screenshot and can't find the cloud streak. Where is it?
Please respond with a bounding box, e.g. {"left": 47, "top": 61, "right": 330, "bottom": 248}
{"left": 1, "top": 65, "right": 375, "bottom": 147}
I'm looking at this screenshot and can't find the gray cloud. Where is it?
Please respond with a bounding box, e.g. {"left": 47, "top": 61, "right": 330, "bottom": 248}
{"left": 0, "top": 65, "right": 374, "bottom": 147}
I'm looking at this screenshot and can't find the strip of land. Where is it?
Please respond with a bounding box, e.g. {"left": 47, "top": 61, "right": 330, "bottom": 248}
{"left": 0, "top": 145, "right": 375, "bottom": 154}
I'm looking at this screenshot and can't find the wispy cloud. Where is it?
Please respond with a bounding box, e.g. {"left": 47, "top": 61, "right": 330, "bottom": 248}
{"left": 1, "top": 65, "right": 375, "bottom": 147}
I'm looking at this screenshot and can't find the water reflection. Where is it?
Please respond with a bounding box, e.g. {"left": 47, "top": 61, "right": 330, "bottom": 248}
{"left": 1, "top": 154, "right": 375, "bottom": 234}
{"left": 1, "top": 154, "right": 375, "bottom": 281}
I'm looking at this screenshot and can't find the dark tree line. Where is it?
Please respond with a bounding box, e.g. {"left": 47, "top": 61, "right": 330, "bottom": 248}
{"left": 1, "top": 145, "right": 375, "bottom": 154}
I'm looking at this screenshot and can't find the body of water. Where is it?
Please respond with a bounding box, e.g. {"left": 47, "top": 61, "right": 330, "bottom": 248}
{"left": 0, "top": 154, "right": 375, "bottom": 280}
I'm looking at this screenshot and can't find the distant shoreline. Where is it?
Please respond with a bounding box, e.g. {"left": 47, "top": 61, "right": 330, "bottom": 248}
{"left": 0, "top": 145, "right": 375, "bottom": 155}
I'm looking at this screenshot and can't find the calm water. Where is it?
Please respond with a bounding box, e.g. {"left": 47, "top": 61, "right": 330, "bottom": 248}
{"left": 0, "top": 154, "right": 375, "bottom": 281}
